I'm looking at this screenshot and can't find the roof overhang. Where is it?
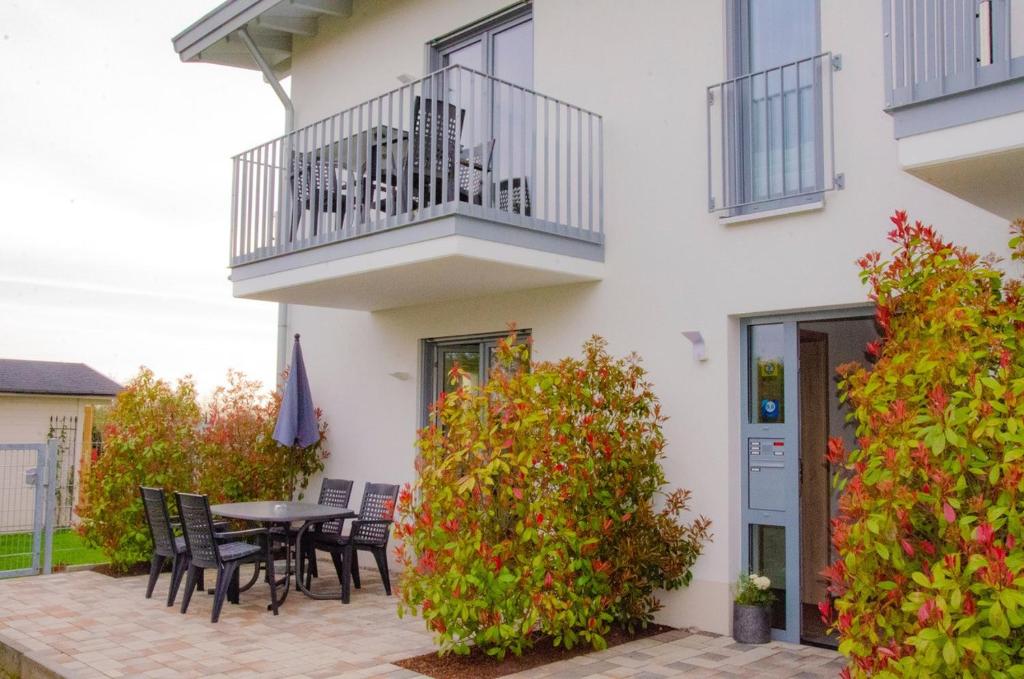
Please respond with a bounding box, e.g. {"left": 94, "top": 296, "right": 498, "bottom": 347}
{"left": 172, "top": 0, "right": 353, "bottom": 76}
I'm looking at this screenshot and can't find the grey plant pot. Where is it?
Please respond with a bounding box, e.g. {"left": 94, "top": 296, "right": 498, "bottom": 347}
{"left": 733, "top": 603, "right": 771, "bottom": 644}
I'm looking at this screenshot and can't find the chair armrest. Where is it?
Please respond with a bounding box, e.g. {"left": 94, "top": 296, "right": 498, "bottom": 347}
{"left": 215, "top": 528, "right": 268, "bottom": 541}
{"left": 353, "top": 518, "right": 393, "bottom": 526}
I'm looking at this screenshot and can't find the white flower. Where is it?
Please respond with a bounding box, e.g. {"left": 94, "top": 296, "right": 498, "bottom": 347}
{"left": 753, "top": 576, "right": 771, "bottom": 590}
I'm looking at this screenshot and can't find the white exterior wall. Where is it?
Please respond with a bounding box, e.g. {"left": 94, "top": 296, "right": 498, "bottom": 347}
{"left": 282, "top": 1, "right": 1016, "bottom": 634}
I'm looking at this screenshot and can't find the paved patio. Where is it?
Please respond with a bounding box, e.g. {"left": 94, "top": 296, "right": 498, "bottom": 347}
{"left": 0, "top": 565, "right": 844, "bottom": 678}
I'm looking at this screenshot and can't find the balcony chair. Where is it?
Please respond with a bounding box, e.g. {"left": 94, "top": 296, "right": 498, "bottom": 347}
{"left": 458, "top": 139, "right": 496, "bottom": 207}
{"left": 299, "top": 477, "right": 354, "bottom": 589}
{"left": 175, "top": 492, "right": 279, "bottom": 623}
{"left": 497, "top": 176, "right": 531, "bottom": 217}
{"left": 380, "top": 97, "right": 465, "bottom": 213}
{"left": 308, "top": 482, "right": 399, "bottom": 597}
{"left": 289, "top": 150, "right": 345, "bottom": 240}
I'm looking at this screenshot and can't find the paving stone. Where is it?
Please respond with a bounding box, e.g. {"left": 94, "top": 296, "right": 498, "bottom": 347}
{"left": 0, "top": 564, "right": 844, "bottom": 678}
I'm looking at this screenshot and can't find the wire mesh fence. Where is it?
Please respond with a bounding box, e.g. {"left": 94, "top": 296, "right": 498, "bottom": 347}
{"left": 0, "top": 444, "right": 44, "bottom": 577}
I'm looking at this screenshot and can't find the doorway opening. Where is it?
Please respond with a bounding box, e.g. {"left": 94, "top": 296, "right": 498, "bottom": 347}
{"left": 741, "top": 312, "right": 878, "bottom": 646}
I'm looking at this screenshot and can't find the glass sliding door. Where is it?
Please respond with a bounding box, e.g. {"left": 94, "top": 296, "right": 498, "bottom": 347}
{"left": 423, "top": 330, "right": 531, "bottom": 425}
{"left": 434, "top": 9, "right": 533, "bottom": 215}
{"left": 733, "top": 0, "right": 822, "bottom": 211}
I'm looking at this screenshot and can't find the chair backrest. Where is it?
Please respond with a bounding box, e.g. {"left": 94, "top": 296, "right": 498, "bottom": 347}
{"left": 174, "top": 492, "right": 221, "bottom": 569}
{"left": 459, "top": 139, "right": 496, "bottom": 198}
{"left": 498, "top": 176, "right": 531, "bottom": 216}
{"left": 352, "top": 482, "right": 399, "bottom": 546}
{"left": 140, "top": 486, "right": 177, "bottom": 557}
{"left": 290, "top": 150, "right": 338, "bottom": 205}
{"left": 412, "top": 97, "right": 465, "bottom": 178}
{"left": 317, "top": 478, "right": 354, "bottom": 536}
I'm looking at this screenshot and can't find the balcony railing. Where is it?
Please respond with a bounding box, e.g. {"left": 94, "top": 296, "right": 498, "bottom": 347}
{"left": 706, "top": 52, "right": 842, "bottom": 214}
{"left": 883, "top": 0, "right": 1024, "bottom": 109}
{"left": 230, "top": 65, "right": 603, "bottom": 267}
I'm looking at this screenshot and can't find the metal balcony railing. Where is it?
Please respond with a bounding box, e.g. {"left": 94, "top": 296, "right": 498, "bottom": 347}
{"left": 706, "top": 52, "right": 842, "bottom": 214}
{"left": 883, "top": 0, "right": 1024, "bottom": 109}
{"left": 230, "top": 65, "right": 603, "bottom": 267}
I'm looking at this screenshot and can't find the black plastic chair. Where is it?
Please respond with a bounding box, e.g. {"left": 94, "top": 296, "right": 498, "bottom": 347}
{"left": 310, "top": 482, "right": 399, "bottom": 597}
{"left": 301, "top": 478, "right": 355, "bottom": 588}
{"left": 289, "top": 150, "right": 345, "bottom": 239}
{"left": 175, "top": 492, "right": 279, "bottom": 623}
{"left": 140, "top": 486, "right": 191, "bottom": 607}
{"left": 497, "top": 176, "right": 531, "bottom": 216}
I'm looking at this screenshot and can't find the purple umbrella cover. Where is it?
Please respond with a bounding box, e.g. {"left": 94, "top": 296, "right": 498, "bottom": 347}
{"left": 273, "top": 334, "right": 320, "bottom": 449}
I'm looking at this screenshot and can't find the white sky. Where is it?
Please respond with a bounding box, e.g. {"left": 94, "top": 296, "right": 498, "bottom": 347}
{"left": 0, "top": 2, "right": 286, "bottom": 395}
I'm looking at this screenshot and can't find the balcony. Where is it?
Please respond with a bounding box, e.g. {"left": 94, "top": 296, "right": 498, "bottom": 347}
{"left": 227, "top": 65, "right": 604, "bottom": 311}
{"left": 706, "top": 52, "right": 843, "bottom": 218}
{"left": 883, "top": 0, "right": 1024, "bottom": 219}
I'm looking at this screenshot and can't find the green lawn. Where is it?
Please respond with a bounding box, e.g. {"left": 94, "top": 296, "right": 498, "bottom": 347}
{"left": 0, "top": 528, "right": 107, "bottom": 572}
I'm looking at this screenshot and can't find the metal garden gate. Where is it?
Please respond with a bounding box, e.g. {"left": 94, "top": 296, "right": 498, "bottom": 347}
{"left": 0, "top": 440, "right": 59, "bottom": 578}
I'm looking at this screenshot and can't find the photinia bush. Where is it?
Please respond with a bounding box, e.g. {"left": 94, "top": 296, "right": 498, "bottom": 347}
{"left": 77, "top": 368, "right": 328, "bottom": 570}
{"left": 197, "top": 369, "right": 328, "bottom": 503}
{"left": 77, "top": 368, "right": 202, "bottom": 570}
{"left": 395, "top": 334, "right": 711, "bottom": 658}
{"left": 826, "top": 212, "right": 1024, "bottom": 677}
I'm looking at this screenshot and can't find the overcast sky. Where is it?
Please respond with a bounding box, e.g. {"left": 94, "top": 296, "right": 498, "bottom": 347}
{"left": 0, "top": 2, "right": 286, "bottom": 395}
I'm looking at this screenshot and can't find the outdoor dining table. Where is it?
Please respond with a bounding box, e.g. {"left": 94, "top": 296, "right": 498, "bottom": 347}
{"left": 210, "top": 501, "right": 358, "bottom": 606}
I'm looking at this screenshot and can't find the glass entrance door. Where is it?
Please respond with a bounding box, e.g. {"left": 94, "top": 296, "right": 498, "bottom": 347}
{"left": 741, "top": 321, "right": 801, "bottom": 641}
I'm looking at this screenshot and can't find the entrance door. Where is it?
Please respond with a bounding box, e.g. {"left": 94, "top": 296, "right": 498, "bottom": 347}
{"left": 741, "top": 314, "right": 877, "bottom": 645}
{"left": 741, "top": 322, "right": 800, "bottom": 641}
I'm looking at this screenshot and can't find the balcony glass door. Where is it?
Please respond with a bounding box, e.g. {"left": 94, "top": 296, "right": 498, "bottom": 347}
{"left": 734, "top": 0, "right": 822, "bottom": 208}
{"left": 435, "top": 10, "right": 534, "bottom": 215}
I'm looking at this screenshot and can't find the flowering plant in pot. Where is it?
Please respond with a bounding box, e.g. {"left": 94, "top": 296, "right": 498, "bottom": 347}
{"left": 733, "top": 572, "right": 775, "bottom": 644}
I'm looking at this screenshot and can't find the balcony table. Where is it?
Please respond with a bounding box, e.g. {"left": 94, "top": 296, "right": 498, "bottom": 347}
{"left": 210, "top": 501, "right": 358, "bottom": 605}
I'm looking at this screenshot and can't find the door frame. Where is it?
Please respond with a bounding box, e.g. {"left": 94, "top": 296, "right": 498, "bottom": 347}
{"left": 738, "top": 306, "right": 871, "bottom": 643}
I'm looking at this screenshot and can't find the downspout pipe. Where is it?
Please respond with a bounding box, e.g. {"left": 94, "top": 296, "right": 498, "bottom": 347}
{"left": 236, "top": 27, "right": 294, "bottom": 381}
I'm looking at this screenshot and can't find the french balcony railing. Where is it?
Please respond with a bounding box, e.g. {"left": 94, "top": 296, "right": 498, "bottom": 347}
{"left": 883, "top": 0, "right": 1024, "bottom": 109}
{"left": 230, "top": 65, "right": 603, "bottom": 267}
{"left": 706, "top": 52, "right": 843, "bottom": 215}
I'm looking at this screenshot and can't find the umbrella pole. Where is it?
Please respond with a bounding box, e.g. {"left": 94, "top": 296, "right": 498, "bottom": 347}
{"left": 289, "top": 445, "right": 297, "bottom": 501}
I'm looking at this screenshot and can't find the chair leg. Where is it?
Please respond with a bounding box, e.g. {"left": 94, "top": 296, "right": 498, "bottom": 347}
{"left": 265, "top": 544, "right": 279, "bottom": 616}
{"left": 330, "top": 551, "right": 345, "bottom": 587}
{"left": 212, "top": 563, "right": 236, "bottom": 624}
{"left": 350, "top": 549, "right": 361, "bottom": 589}
{"left": 180, "top": 565, "right": 200, "bottom": 614}
{"left": 167, "top": 555, "right": 187, "bottom": 607}
{"left": 341, "top": 543, "right": 353, "bottom": 604}
{"left": 304, "top": 546, "right": 314, "bottom": 591}
{"left": 372, "top": 548, "right": 392, "bottom": 596}
{"left": 145, "top": 554, "right": 165, "bottom": 599}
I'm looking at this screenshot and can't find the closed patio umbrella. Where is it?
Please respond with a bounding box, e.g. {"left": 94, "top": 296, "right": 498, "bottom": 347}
{"left": 274, "top": 334, "right": 319, "bottom": 499}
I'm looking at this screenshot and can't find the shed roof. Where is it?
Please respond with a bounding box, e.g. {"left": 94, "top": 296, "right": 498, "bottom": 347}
{"left": 0, "top": 359, "right": 122, "bottom": 398}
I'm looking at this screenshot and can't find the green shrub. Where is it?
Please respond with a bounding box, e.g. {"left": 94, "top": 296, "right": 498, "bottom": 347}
{"left": 77, "top": 368, "right": 201, "bottom": 570}
{"left": 395, "top": 334, "right": 711, "bottom": 658}
{"left": 197, "top": 370, "right": 329, "bottom": 503}
{"left": 77, "top": 368, "right": 328, "bottom": 571}
{"left": 826, "top": 212, "right": 1024, "bottom": 677}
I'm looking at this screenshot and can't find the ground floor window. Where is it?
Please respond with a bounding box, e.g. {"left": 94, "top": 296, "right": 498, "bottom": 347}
{"left": 420, "top": 329, "right": 530, "bottom": 426}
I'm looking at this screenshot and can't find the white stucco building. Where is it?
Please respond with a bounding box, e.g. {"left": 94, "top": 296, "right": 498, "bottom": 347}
{"left": 174, "top": 0, "right": 1024, "bottom": 644}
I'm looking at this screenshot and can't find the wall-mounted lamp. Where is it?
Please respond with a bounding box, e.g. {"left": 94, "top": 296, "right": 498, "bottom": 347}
{"left": 681, "top": 331, "right": 707, "bottom": 362}
{"left": 388, "top": 371, "right": 411, "bottom": 381}
{"left": 396, "top": 73, "right": 416, "bottom": 84}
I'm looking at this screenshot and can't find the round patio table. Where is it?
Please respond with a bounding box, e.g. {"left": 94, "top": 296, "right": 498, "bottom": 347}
{"left": 211, "top": 501, "right": 357, "bottom": 606}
